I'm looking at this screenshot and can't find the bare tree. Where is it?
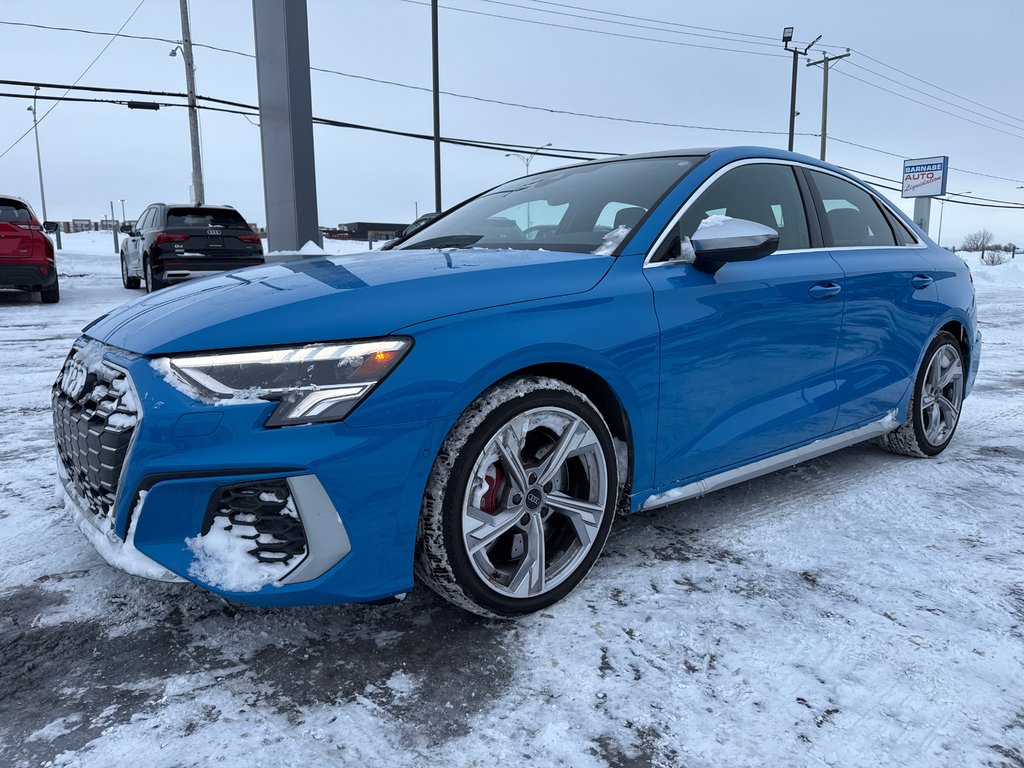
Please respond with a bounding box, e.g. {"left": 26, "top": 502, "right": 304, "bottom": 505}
{"left": 962, "top": 229, "right": 994, "bottom": 257}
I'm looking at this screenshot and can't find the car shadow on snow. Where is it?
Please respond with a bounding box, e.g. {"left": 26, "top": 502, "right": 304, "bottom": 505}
{"left": 0, "top": 577, "right": 515, "bottom": 767}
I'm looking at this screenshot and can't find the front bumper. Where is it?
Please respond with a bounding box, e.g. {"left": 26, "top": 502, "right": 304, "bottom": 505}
{"left": 54, "top": 339, "right": 448, "bottom": 606}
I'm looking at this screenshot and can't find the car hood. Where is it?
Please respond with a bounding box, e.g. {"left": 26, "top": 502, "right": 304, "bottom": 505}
{"left": 85, "top": 248, "right": 613, "bottom": 355}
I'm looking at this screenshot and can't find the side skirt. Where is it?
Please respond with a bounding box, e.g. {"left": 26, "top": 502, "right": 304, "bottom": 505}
{"left": 639, "top": 412, "right": 897, "bottom": 512}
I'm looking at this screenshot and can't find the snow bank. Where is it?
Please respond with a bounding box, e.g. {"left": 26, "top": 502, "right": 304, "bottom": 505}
{"left": 971, "top": 258, "right": 1024, "bottom": 287}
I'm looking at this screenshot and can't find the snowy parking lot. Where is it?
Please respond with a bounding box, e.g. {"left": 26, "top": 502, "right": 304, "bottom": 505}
{"left": 1, "top": 234, "right": 1022, "bottom": 767}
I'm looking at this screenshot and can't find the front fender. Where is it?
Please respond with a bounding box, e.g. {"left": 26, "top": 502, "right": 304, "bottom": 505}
{"left": 346, "top": 258, "right": 660, "bottom": 492}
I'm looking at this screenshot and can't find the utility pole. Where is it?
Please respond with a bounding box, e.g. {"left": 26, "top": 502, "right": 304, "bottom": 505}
{"left": 28, "top": 89, "right": 61, "bottom": 250}
{"left": 431, "top": 0, "right": 442, "bottom": 213}
{"left": 807, "top": 49, "right": 850, "bottom": 161}
{"left": 177, "top": 0, "right": 205, "bottom": 205}
{"left": 782, "top": 27, "right": 820, "bottom": 152}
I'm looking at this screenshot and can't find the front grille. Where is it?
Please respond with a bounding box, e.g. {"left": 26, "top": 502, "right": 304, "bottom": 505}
{"left": 203, "top": 480, "right": 308, "bottom": 565}
{"left": 52, "top": 341, "right": 140, "bottom": 524}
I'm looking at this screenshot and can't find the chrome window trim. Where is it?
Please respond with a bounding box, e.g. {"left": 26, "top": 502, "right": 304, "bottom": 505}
{"left": 643, "top": 157, "right": 925, "bottom": 268}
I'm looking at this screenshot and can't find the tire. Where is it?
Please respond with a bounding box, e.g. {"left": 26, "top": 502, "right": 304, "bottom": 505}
{"left": 121, "top": 252, "right": 140, "bottom": 289}
{"left": 144, "top": 256, "right": 165, "bottom": 293}
{"left": 416, "top": 376, "right": 618, "bottom": 618}
{"left": 40, "top": 280, "right": 60, "bottom": 304}
{"left": 877, "top": 330, "right": 965, "bottom": 457}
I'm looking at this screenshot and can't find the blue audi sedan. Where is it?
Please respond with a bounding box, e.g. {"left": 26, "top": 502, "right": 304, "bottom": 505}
{"left": 53, "top": 146, "right": 980, "bottom": 617}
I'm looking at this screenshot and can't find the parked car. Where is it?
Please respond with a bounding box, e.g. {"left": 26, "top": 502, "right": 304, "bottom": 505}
{"left": 119, "top": 203, "right": 263, "bottom": 292}
{"left": 0, "top": 195, "right": 59, "bottom": 303}
{"left": 53, "top": 147, "right": 980, "bottom": 617}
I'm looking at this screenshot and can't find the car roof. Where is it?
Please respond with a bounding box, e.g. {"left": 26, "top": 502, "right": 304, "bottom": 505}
{"left": 157, "top": 203, "right": 238, "bottom": 210}
{"left": 0, "top": 194, "right": 34, "bottom": 207}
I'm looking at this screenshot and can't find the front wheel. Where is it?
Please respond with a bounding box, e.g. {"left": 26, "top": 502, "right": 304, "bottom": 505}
{"left": 121, "top": 252, "right": 140, "bottom": 289}
{"left": 416, "top": 376, "right": 618, "bottom": 617}
{"left": 878, "top": 330, "right": 965, "bottom": 457}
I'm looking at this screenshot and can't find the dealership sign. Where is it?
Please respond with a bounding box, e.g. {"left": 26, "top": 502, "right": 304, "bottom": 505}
{"left": 902, "top": 156, "right": 948, "bottom": 198}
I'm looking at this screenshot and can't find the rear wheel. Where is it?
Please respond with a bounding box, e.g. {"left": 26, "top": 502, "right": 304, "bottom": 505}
{"left": 40, "top": 280, "right": 60, "bottom": 304}
{"left": 144, "top": 256, "right": 165, "bottom": 293}
{"left": 121, "top": 252, "right": 140, "bottom": 289}
{"left": 878, "top": 330, "right": 965, "bottom": 457}
{"left": 416, "top": 376, "right": 617, "bottom": 617}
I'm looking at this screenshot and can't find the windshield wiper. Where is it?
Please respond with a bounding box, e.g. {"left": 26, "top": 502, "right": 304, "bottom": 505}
{"left": 402, "top": 234, "right": 482, "bottom": 250}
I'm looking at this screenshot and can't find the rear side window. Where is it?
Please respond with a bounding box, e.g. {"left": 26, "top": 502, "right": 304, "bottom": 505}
{"left": 0, "top": 199, "right": 32, "bottom": 223}
{"left": 678, "top": 163, "right": 810, "bottom": 251}
{"left": 808, "top": 171, "right": 896, "bottom": 248}
{"left": 888, "top": 212, "right": 919, "bottom": 246}
{"left": 166, "top": 208, "right": 248, "bottom": 228}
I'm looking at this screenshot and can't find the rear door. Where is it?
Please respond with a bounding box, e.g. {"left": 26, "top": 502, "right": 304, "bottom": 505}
{"left": 0, "top": 198, "right": 38, "bottom": 262}
{"left": 128, "top": 207, "right": 152, "bottom": 272}
{"left": 804, "top": 169, "right": 940, "bottom": 431}
{"left": 646, "top": 161, "right": 845, "bottom": 487}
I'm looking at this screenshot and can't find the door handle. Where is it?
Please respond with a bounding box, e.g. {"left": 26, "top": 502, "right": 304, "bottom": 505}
{"left": 911, "top": 274, "right": 934, "bottom": 289}
{"left": 808, "top": 281, "right": 842, "bottom": 300}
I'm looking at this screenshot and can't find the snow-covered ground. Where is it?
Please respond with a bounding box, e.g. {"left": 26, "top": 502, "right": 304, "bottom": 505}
{"left": 1, "top": 237, "right": 1022, "bottom": 767}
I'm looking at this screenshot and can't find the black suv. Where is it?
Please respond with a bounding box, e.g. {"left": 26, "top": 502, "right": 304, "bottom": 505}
{"left": 119, "top": 204, "right": 264, "bottom": 292}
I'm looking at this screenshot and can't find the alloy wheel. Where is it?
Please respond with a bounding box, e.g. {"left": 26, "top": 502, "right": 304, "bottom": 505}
{"left": 460, "top": 406, "right": 609, "bottom": 599}
{"left": 920, "top": 343, "right": 964, "bottom": 446}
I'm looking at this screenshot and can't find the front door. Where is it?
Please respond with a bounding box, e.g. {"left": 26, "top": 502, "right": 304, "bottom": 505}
{"left": 645, "top": 162, "right": 845, "bottom": 487}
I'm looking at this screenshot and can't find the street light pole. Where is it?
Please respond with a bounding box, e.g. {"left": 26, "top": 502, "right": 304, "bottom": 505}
{"left": 27, "top": 89, "right": 61, "bottom": 250}
{"left": 505, "top": 143, "right": 552, "bottom": 230}
{"left": 504, "top": 142, "right": 552, "bottom": 176}
{"left": 782, "top": 28, "right": 820, "bottom": 152}
{"left": 176, "top": 0, "right": 205, "bottom": 205}
{"left": 119, "top": 199, "right": 127, "bottom": 222}
{"left": 807, "top": 49, "right": 851, "bottom": 161}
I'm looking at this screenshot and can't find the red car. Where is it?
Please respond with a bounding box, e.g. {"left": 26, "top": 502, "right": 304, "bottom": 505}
{"left": 0, "top": 195, "right": 59, "bottom": 303}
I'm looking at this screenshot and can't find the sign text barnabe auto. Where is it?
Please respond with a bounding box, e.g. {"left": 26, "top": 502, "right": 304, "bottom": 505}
{"left": 902, "top": 156, "right": 948, "bottom": 198}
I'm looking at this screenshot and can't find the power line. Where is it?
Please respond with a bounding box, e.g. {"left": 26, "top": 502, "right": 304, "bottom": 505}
{"left": 849, "top": 48, "right": 1024, "bottom": 128}
{"left": 496, "top": 3, "right": 1024, "bottom": 131}
{"left": 4, "top": 87, "right": 1023, "bottom": 212}
{"left": 833, "top": 69, "right": 1024, "bottom": 141}
{"left": 4, "top": 18, "right": 1023, "bottom": 186}
{"left": 0, "top": 0, "right": 147, "bottom": 161}
{"left": 394, "top": 0, "right": 788, "bottom": 59}
{"left": 475, "top": 0, "right": 782, "bottom": 49}
{"left": 843, "top": 59, "right": 1024, "bottom": 133}
{"left": 519, "top": 0, "right": 779, "bottom": 43}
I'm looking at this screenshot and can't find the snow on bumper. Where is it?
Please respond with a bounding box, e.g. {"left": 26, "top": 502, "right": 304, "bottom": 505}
{"left": 63, "top": 484, "right": 183, "bottom": 583}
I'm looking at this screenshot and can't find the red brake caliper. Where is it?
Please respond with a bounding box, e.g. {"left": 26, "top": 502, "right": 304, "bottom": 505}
{"left": 480, "top": 463, "right": 504, "bottom": 514}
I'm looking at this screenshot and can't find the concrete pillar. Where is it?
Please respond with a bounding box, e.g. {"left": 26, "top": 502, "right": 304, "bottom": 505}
{"left": 253, "top": 0, "right": 321, "bottom": 252}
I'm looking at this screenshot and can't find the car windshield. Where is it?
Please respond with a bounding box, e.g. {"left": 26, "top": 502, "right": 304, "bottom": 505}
{"left": 166, "top": 208, "right": 249, "bottom": 228}
{"left": 397, "top": 156, "right": 701, "bottom": 253}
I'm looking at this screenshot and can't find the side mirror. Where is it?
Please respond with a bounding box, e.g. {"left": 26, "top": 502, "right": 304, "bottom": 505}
{"left": 685, "top": 216, "right": 779, "bottom": 273}
{"left": 119, "top": 224, "right": 133, "bottom": 234}
{"left": 42, "top": 221, "right": 58, "bottom": 234}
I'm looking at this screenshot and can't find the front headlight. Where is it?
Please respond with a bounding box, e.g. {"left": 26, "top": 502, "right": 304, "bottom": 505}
{"left": 158, "top": 338, "right": 411, "bottom": 427}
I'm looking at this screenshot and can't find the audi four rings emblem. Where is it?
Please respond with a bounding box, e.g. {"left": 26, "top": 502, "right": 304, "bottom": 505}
{"left": 208, "top": 229, "right": 222, "bottom": 235}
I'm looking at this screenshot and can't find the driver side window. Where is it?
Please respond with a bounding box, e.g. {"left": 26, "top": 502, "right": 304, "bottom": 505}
{"left": 680, "top": 163, "right": 811, "bottom": 252}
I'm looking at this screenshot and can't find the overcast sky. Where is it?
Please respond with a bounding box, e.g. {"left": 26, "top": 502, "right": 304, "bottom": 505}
{"left": 1, "top": 0, "right": 1022, "bottom": 247}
